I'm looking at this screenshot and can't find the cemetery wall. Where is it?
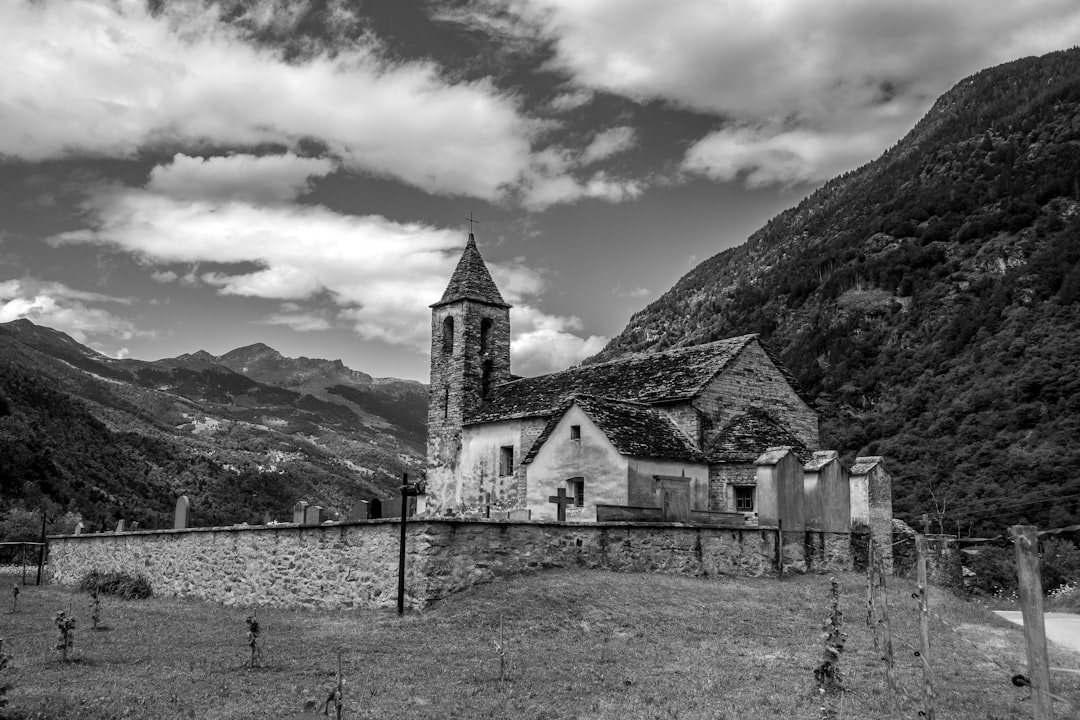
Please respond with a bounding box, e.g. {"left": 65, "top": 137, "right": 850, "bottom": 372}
{"left": 49, "top": 519, "right": 856, "bottom": 611}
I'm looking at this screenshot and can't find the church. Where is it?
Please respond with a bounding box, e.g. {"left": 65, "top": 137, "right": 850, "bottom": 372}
{"left": 426, "top": 234, "right": 819, "bottom": 522}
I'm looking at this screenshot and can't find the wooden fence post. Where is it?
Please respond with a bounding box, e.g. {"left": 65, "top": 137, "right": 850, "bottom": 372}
{"left": 875, "top": 546, "right": 897, "bottom": 694}
{"left": 915, "top": 535, "right": 936, "bottom": 720}
{"left": 1011, "top": 525, "right": 1054, "bottom": 720}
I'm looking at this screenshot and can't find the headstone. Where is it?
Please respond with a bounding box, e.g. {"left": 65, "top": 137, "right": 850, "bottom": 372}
{"left": 73, "top": 521, "right": 84, "bottom": 535}
{"left": 303, "top": 505, "right": 325, "bottom": 526}
{"left": 347, "top": 500, "right": 371, "bottom": 521}
{"left": 115, "top": 519, "right": 126, "bottom": 533}
{"left": 174, "top": 495, "right": 190, "bottom": 530}
{"left": 548, "top": 487, "right": 574, "bottom": 522}
{"left": 292, "top": 501, "right": 309, "bottom": 524}
{"left": 507, "top": 508, "right": 531, "bottom": 521}
{"left": 130, "top": 521, "right": 140, "bottom": 532}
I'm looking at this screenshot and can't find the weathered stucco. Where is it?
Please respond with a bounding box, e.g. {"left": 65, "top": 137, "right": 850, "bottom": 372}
{"left": 627, "top": 457, "right": 708, "bottom": 510}
{"left": 48, "top": 520, "right": 862, "bottom": 610}
{"left": 459, "top": 419, "right": 523, "bottom": 510}
{"left": 526, "top": 406, "right": 628, "bottom": 521}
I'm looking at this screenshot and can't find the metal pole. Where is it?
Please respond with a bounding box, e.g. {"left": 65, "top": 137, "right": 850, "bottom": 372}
{"left": 398, "top": 473, "right": 408, "bottom": 616}
{"left": 36, "top": 510, "right": 46, "bottom": 586}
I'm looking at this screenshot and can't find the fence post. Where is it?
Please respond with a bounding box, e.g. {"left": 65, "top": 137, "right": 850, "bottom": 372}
{"left": 915, "top": 535, "right": 935, "bottom": 719}
{"left": 776, "top": 519, "right": 783, "bottom": 576}
{"left": 875, "top": 546, "right": 897, "bottom": 693}
{"left": 1011, "top": 525, "right": 1054, "bottom": 720}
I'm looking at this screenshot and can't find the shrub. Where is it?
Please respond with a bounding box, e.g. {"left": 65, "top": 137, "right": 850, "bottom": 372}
{"left": 78, "top": 570, "right": 152, "bottom": 600}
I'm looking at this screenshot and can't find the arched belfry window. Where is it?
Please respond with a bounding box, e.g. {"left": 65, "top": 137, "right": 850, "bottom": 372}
{"left": 481, "top": 360, "right": 493, "bottom": 398}
{"left": 442, "top": 316, "right": 454, "bottom": 354}
{"left": 479, "top": 318, "right": 493, "bottom": 354}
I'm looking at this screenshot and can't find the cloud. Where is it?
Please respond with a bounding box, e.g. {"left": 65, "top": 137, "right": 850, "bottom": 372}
{"left": 548, "top": 89, "right": 594, "bottom": 113}
{"left": 0, "top": 0, "right": 536, "bottom": 200}
{"left": 0, "top": 278, "right": 147, "bottom": 342}
{"left": 50, "top": 174, "right": 604, "bottom": 374}
{"left": 476, "top": 0, "right": 1080, "bottom": 184}
{"left": 518, "top": 147, "right": 644, "bottom": 209}
{"left": 582, "top": 126, "right": 637, "bottom": 165}
{"left": 147, "top": 153, "right": 336, "bottom": 203}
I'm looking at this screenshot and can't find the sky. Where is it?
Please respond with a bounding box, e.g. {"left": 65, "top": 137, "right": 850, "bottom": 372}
{"left": 2, "top": 1, "right": 1079, "bottom": 382}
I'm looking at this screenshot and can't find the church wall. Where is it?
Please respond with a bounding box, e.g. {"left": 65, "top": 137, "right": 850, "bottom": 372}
{"left": 459, "top": 420, "right": 525, "bottom": 511}
{"left": 626, "top": 457, "right": 708, "bottom": 509}
{"left": 525, "top": 406, "right": 628, "bottom": 521}
{"left": 695, "top": 341, "right": 819, "bottom": 450}
{"left": 654, "top": 401, "right": 701, "bottom": 448}
{"left": 515, "top": 418, "right": 548, "bottom": 506}
{"left": 708, "top": 463, "right": 756, "bottom": 514}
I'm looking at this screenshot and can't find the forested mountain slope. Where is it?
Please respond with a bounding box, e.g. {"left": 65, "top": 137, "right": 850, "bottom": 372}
{"left": 0, "top": 320, "right": 426, "bottom": 530}
{"left": 591, "top": 48, "right": 1080, "bottom": 535}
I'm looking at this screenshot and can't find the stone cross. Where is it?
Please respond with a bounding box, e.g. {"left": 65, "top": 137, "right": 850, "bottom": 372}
{"left": 174, "top": 495, "right": 190, "bottom": 530}
{"left": 292, "top": 501, "right": 309, "bottom": 524}
{"left": 548, "top": 487, "right": 574, "bottom": 522}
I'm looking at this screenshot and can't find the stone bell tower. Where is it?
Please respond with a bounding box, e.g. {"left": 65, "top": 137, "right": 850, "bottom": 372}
{"left": 427, "top": 233, "right": 512, "bottom": 510}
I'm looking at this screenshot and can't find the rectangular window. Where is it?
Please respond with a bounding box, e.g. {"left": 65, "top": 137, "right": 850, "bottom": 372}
{"left": 734, "top": 486, "right": 755, "bottom": 512}
{"left": 499, "top": 446, "right": 514, "bottom": 477}
{"left": 567, "top": 478, "right": 584, "bottom": 507}
{"left": 570, "top": 424, "right": 581, "bottom": 441}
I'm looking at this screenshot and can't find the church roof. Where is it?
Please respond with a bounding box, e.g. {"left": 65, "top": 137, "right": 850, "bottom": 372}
{"left": 431, "top": 234, "right": 510, "bottom": 308}
{"left": 468, "top": 334, "right": 758, "bottom": 423}
{"left": 522, "top": 395, "right": 706, "bottom": 464}
{"left": 706, "top": 407, "right": 810, "bottom": 463}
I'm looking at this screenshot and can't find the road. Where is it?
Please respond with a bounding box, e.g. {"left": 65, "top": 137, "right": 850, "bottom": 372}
{"left": 995, "top": 611, "right": 1080, "bottom": 654}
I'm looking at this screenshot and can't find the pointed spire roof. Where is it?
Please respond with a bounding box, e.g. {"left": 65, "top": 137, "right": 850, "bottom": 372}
{"left": 431, "top": 234, "right": 511, "bottom": 308}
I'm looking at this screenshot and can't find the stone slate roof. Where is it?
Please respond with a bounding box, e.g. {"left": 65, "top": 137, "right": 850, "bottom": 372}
{"left": 468, "top": 334, "right": 758, "bottom": 424}
{"left": 754, "top": 446, "right": 800, "bottom": 466}
{"left": 804, "top": 450, "right": 840, "bottom": 472}
{"left": 522, "top": 395, "right": 706, "bottom": 464}
{"left": 706, "top": 407, "right": 810, "bottom": 463}
{"left": 850, "top": 456, "right": 885, "bottom": 475}
{"left": 432, "top": 234, "right": 510, "bottom": 308}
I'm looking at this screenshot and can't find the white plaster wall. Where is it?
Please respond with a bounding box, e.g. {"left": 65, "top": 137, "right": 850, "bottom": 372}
{"left": 627, "top": 457, "right": 709, "bottom": 510}
{"left": 459, "top": 419, "right": 523, "bottom": 509}
{"left": 525, "top": 405, "right": 628, "bottom": 521}
{"left": 849, "top": 475, "right": 870, "bottom": 524}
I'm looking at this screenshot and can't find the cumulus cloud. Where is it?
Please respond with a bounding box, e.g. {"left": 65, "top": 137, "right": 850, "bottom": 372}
{"left": 147, "top": 153, "right": 336, "bottom": 203}
{"left": 0, "top": 0, "right": 535, "bottom": 200}
{"left": 0, "top": 278, "right": 147, "bottom": 342}
{"left": 49, "top": 171, "right": 605, "bottom": 374}
{"left": 467, "top": 0, "right": 1080, "bottom": 184}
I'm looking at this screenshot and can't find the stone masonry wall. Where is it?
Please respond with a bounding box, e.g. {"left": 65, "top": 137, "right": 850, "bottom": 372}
{"left": 48, "top": 519, "right": 860, "bottom": 611}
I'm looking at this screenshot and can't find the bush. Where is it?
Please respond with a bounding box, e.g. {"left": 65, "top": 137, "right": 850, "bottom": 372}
{"left": 78, "top": 570, "right": 152, "bottom": 600}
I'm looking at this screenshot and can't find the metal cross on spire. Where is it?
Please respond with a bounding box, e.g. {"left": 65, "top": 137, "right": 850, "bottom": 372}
{"left": 465, "top": 212, "right": 480, "bottom": 234}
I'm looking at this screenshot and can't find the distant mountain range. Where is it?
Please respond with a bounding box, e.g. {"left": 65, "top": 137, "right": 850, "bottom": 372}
{"left": 591, "top": 47, "right": 1080, "bottom": 535}
{"left": 0, "top": 318, "right": 426, "bottom": 529}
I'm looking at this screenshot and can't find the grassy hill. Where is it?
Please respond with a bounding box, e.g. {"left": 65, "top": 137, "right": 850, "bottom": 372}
{"left": 592, "top": 47, "right": 1080, "bottom": 536}
{"left": 1, "top": 570, "right": 1075, "bottom": 719}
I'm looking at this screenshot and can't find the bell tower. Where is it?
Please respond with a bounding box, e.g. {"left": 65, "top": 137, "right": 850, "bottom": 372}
{"left": 427, "top": 233, "right": 512, "bottom": 510}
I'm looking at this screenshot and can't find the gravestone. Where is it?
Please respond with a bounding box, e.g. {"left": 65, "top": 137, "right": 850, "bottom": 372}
{"left": 508, "top": 508, "right": 531, "bottom": 521}
{"left": 115, "top": 519, "right": 126, "bottom": 533}
{"left": 548, "top": 487, "right": 574, "bottom": 522}
{"left": 174, "top": 495, "right": 190, "bottom": 530}
{"left": 130, "top": 521, "right": 140, "bottom": 531}
{"left": 303, "top": 505, "right": 325, "bottom": 525}
{"left": 292, "top": 501, "right": 309, "bottom": 524}
{"left": 73, "top": 521, "right": 84, "bottom": 535}
{"left": 347, "top": 500, "right": 371, "bottom": 521}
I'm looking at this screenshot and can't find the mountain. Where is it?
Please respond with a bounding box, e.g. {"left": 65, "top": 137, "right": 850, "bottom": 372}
{"left": 592, "top": 47, "right": 1080, "bottom": 535}
{"left": 0, "top": 319, "right": 427, "bottom": 530}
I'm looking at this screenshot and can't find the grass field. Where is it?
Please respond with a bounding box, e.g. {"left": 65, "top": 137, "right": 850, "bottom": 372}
{"left": 1, "top": 570, "right": 1078, "bottom": 719}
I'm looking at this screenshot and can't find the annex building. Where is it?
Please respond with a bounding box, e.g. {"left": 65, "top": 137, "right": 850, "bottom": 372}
{"left": 426, "top": 234, "right": 827, "bottom": 523}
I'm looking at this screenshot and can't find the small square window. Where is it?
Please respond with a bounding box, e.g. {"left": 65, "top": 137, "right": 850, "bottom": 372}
{"left": 570, "top": 424, "right": 581, "bottom": 441}
{"left": 567, "top": 478, "right": 584, "bottom": 507}
{"left": 499, "top": 446, "right": 514, "bottom": 476}
{"left": 734, "top": 486, "right": 754, "bottom": 512}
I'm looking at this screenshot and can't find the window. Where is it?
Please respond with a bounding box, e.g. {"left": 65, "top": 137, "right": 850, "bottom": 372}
{"left": 442, "top": 316, "right": 454, "bottom": 354}
{"left": 499, "top": 445, "right": 514, "bottom": 476}
{"left": 567, "top": 478, "right": 584, "bottom": 507}
{"left": 479, "top": 318, "right": 493, "bottom": 354}
{"left": 734, "top": 486, "right": 755, "bottom": 512}
{"left": 570, "top": 424, "right": 581, "bottom": 441}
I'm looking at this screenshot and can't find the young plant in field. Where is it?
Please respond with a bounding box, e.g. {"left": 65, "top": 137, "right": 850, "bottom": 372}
{"left": 10, "top": 585, "right": 17, "bottom": 613}
{"left": 492, "top": 617, "right": 511, "bottom": 683}
{"left": 55, "top": 610, "right": 75, "bottom": 662}
{"left": 90, "top": 588, "right": 101, "bottom": 631}
{"left": 245, "top": 610, "right": 262, "bottom": 668}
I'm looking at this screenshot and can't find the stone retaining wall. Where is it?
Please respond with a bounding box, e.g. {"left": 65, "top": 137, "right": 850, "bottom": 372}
{"left": 49, "top": 520, "right": 857, "bottom": 610}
